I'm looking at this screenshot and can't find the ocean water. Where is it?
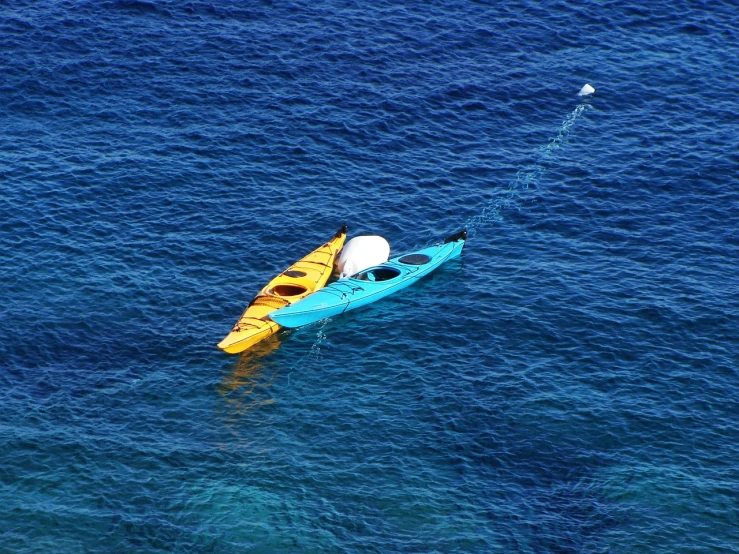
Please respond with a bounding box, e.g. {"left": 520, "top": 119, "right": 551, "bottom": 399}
{"left": 1, "top": 1, "right": 738, "bottom": 552}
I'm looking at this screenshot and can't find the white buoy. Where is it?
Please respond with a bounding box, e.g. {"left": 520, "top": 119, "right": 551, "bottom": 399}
{"left": 578, "top": 83, "right": 595, "bottom": 96}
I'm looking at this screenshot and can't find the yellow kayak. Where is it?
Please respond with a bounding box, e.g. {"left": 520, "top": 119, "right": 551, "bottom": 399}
{"left": 217, "top": 224, "right": 347, "bottom": 354}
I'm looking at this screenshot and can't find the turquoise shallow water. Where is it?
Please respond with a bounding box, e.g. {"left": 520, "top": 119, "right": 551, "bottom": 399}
{"left": 1, "top": 1, "right": 738, "bottom": 552}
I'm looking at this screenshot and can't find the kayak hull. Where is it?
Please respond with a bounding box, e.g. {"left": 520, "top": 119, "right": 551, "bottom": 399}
{"left": 269, "top": 230, "right": 466, "bottom": 328}
{"left": 217, "top": 225, "right": 347, "bottom": 353}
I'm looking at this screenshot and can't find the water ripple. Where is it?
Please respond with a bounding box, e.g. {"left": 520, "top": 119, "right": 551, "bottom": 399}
{"left": 2, "top": 0, "right": 738, "bottom": 552}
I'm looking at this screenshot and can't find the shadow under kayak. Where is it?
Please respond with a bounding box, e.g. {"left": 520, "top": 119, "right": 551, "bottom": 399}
{"left": 269, "top": 230, "right": 467, "bottom": 329}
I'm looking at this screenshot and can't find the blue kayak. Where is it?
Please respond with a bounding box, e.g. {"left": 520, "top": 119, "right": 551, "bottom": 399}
{"left": 269, "top": 230, "right": 467, "bottom": 328}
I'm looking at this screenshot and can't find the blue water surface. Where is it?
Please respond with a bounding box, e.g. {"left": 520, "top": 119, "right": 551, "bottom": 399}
{"left": 1, "top": 1, "right": 738, "bottom": 552}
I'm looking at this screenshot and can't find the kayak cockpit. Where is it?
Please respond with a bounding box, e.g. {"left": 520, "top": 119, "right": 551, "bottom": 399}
{"left": 269, "top": 283, "right": 309, "bottom": 297}
{"left": 354, "top": 267, "right": 401, "bottom": 282}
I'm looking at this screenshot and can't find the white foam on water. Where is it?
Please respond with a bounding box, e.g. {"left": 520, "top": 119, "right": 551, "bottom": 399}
{"left": 284, "top": 320, "right": 331, "bottom": 385}
{"left": 465, "top": 100, "right": 591, "bottom": 235}
{"left": 307, "top": 322, "right": 329, "bottom": 359}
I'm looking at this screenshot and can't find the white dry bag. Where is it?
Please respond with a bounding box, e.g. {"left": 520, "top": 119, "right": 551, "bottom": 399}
{"left": 337, "top": 235, "right": 390, "bottom": 279}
